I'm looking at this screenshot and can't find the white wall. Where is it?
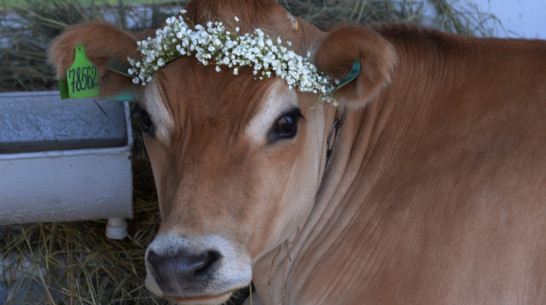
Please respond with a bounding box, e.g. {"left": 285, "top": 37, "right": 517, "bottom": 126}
{"left": 470, "top": 0, "right": 546, "bottom": 39}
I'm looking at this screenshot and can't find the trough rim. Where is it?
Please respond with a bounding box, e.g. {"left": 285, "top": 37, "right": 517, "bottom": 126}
{"left": 0, "top": 91, "right": 133, "bottom": 161}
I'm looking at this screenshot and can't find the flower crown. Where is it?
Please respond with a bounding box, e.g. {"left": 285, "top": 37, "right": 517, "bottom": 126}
{"left": 127, "top": 10, "right": 336, "bottom": 102}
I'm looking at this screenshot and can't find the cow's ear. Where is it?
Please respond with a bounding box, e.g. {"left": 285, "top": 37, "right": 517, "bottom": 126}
{"left": 49, "top": 23, "right": 152, "bottom": 99}
{"left": 315, "top": 25, "right": 397, "bottom": 108}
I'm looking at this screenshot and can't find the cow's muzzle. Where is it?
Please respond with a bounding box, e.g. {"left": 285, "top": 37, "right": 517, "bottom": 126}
{"left": 144, "top": 233, "right": 252, "bottom": 304}
{"left": 147, "top": 248, "right": 222, "bottom": 294}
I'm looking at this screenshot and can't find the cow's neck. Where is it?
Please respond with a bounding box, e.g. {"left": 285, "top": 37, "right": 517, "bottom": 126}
{"left": 251, "top": 26, "right": 458, "bottom": 305}
{"left": 250, "top": 85, "right": 403, "bottom": 305}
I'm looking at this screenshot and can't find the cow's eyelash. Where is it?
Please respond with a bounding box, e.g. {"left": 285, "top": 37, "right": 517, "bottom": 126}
{"left": 133, "top": 105, "right": 155, "bottom": 137}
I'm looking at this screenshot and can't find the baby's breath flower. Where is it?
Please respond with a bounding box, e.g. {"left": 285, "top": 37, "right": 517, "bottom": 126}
{"left": 128, "top": 10, "right": 336, "bottom": 101}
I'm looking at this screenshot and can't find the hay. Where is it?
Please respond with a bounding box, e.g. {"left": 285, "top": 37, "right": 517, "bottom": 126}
{"left": 284, "top": 0, "right": 500, "bottom": 35}
{"left": 0, "top": 1, "right": 501, "bottom": 304}
{"left": 0, "top": 0, "right": 189, "bottom": 92}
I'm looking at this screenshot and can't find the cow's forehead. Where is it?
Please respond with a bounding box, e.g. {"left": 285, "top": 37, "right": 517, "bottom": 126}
{"left": 139, "top": 58, "right": 297, "bottom": 144}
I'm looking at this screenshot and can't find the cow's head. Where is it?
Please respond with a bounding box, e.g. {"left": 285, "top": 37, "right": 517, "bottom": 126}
{"left": 49, "top": 1, "right": 395, "bottom": 304}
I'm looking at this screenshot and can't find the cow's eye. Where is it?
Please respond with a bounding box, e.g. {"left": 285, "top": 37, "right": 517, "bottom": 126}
{"left": 133, "top": 106, "right": 155, "bottom": 137}
{"left": 268, "top": 108, "right": 303, "bottom": 143}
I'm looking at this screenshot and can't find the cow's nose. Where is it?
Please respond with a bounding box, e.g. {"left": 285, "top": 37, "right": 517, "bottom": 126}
{"left": 147, "top": 248, "right": 222, "bottom": 293}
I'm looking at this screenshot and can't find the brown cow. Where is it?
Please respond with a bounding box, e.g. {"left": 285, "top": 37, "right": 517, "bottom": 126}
{"left": 49, "top": 0, "right": 546, "bottom": 304}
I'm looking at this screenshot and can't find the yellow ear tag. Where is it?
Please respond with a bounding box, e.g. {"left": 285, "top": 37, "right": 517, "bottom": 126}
{"left": 66, "top": 44, "right": 100, "bottom": 99}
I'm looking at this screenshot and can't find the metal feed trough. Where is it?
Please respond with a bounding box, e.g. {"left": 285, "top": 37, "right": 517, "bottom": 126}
{"left": 0, "top": 91, "right": 133, "bottom": 239}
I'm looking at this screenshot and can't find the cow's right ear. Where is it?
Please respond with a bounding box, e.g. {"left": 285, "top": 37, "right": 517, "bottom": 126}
{"left": 314, "top": 25, "right": 397, "bottom": 108}
{"left": 49, "top": 23, "right": 152, "bottom": 99}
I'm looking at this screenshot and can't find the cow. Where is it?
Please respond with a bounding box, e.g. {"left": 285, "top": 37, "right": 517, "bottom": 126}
{"left": 49, "top": 0, "right": 546, "bottom": 304}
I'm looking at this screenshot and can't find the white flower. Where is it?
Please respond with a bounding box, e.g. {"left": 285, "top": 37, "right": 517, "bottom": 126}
{"left": 127, "top": 10, "right": 336, "bottom": 102}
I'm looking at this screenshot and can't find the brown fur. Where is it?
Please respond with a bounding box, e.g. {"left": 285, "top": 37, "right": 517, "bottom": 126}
{"left": 273, "top": 25, "right": 546, "bottom": 305}
{"left": 184, "top": 0, "right": 279, "bottom": 29}
{"left": 183, "top": 0, "right": 319, "bottom": 55}
{"left": 315, "top": 25, "right": 397, "bottom": 108}
{"left": 49, "top": 1, "right": 546, "bottom": 305}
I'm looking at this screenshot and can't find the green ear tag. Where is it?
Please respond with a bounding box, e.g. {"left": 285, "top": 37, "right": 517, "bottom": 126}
{"left": 59, "top": 79, "right": 69, "bottom": 100}
{"left": 66, "top": 44, "right": 100, "bottom": 99}
{"left": 105, "top": 91, "right": 135, "bottom": 102}
{"left": 334, "top": 60, "right": 361, "bottom": 92}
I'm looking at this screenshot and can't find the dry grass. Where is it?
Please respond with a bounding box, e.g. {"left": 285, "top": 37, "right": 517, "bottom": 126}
{"left": 0, "top": 0, "right": 189, "bottom": 92}
{"left": 284, "top": 0, "right": 501, "bottom": 35}
{"left": 0, "top": 1, "right": 501, "bottom": 304}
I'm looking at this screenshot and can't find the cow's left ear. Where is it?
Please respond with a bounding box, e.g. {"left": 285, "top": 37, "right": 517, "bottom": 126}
{"left": 49, "top": 23, "right": 154, "bottom": 99}
{"left": 315, "top": 25, "right": 397, "bottom": 108}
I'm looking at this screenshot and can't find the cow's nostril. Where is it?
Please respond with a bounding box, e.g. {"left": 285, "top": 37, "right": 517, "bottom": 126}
{"left": 193, "top": 250, "right": 221, "bottom": 278}
{"left": 146, "top": 249, "right": 162, "bottom": 271}
{"left": 147, "top": 248, "right": 222, "bottom": 292}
